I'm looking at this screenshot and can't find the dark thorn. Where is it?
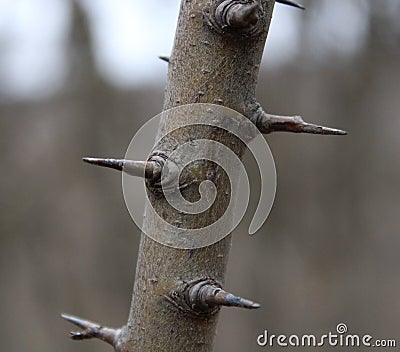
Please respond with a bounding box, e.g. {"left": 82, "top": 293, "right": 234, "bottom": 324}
{"left": 266, "top": 115, "right": 347, "bottom": 135}
{"left": 296, "top": 122, "right": 347, "bottom": 135}
{"left": 61, "top": 313, "right": 92, "bottom": 330}
{"left": 159, "top": 55, "right": 170, "bottom": 63}
{"left": 210, "top": 288, "right": 261, "bottom": 309}
{"left": 61, "top": 313, "right": 120, "bottom": 346}
{"left": 214, "top": 0, "right": 263, "bottom": 34}
{"left": 82, "top": 157, "right": 160, "bottom": 179}
{"left": 70, "top": 331, "right": 92, "bottom": 341}
{"left": 186, "top": 280, "right": 260, "bottom": 313}
{"left": 253, "top": 108, "right": 347, "bottom": 136}
{"left": 83, "top": 157, "right": 124, "bottom": 172}
{"left": 226, "top": 2, "right": 261, "bottom": 28}
{"left": 276, "top": 0, "right": 305, "bottom": 10}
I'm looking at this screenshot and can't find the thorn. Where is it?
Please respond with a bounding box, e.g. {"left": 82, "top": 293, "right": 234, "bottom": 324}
{"left": 210, "top": 288, "right": 261, "bottom": 309}
{"left": 276, "top": 0, "right": 305, "bottom": 10}
{"left": 61, "top": 313, "right": 120, "bottom": 347}
{"left": 82, "top": 157, "right": 162, "bottom": 179}
{"left": 159, "top": 55, "right": 170, "bottom": 63}
{"left": 61, "top": 313, "right": 91, "bottom": 330}
{"left": 294, "top": 121, "right": 347, "bottom": 135}
{"left": 83, "top": 157, "right": 124, "bottom": 172}
{"left": 261, "top": 114, "right": 347, "bottom": 135}
{"left": 250, "top": 105, "right": 347, "bottom": 136}
{"left": 214, "top": 0, "right": 262, "bottom": 33}
{"left": 186, "top": 279, "right": 260, "bottom": 313}
{"left": 226, "top": 2, "right": 261, "bottom": 28}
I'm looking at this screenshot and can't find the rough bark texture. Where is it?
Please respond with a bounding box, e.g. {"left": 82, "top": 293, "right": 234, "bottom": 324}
{"left": 118, "top": 1, "right": 275, "bottom": 351}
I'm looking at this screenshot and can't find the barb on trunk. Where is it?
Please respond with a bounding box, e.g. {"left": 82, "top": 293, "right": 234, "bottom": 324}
{"left": 210, "top": 0, "right": 264, "bottom": 36}
{"left": 248, "top": 103, "right": 347, "bottom": 135}
{"left": 185, "top": 279, "right": 260, "bottom": 314}
{"left": 276, "top": 0, "right": 305, "bottom": 10}
{"left": 61, "top": 313, "right": 121, "bottom": 347}
{"left": 221, "top": 1, "right": 261, "bottom": 29}
{"left": 83, "top": 156, "right": 163, "bottom": 180}
{"left": 83, "top": 155, "right": 181, "bottom": 188}
{"left": 159, "top": 55, "right": 170, "bottom": 63}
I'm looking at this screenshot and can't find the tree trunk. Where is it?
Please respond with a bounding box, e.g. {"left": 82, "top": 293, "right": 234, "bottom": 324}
{"left": 62, "top": 1, "right": 346, "bottom": 351}
{"left": 120, "top": 2, "right": 274, "bottom": 350}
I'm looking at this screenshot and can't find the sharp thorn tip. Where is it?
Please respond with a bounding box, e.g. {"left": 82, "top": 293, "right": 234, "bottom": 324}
{"left": 238, "top": 297, "right": 261, "bottom": 309}
{"left": 159, "top": 55, "right": 170, "bottom": 63}
{"left": 250, "top": 302, "right": 261, "bottom": 309}
{"left": 276, "top": 0, "right": 305, "bottom": 10}
{"left": 82, "top": 157, "right": 124, "bottom": 171}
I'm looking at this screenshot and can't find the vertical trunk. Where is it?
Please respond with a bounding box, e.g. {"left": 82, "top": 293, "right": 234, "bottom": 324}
{"left": 62, "top": 1, "right": 346, "bottom": 351}
{"left": 119, "top": 1, "right": 275, "bottom": 351}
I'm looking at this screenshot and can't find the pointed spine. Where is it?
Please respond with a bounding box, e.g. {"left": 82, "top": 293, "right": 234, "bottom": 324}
{"left": 220, "top": 1, "right": 261, "bottom": 29}
{"left": 159, "top": 55, "right": 170, "bottom": 63}
{"left": 82, "top": 157, "right": 162, "bottom": 180}
{"left": 185, "top": 279, "right": 260, "bottom": 314}
{"left": 276, "top": 0, "right": 305, "bottom": 10}
{"left": 210, "top": 0, "right": 264, "bottom": 36}
{"left": 248, "top": 103, "right": 347, "bottom": 135}
{"left": 61, "top": 313, "right": 121, "bottom": 347}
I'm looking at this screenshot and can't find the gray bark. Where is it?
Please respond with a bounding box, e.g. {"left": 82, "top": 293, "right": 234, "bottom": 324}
{"left": 118, "top": 1, "right": 274, "bottom": 351}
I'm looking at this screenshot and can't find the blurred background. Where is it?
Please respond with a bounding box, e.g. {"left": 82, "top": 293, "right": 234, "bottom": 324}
{"left": 1, "top": 0, "right": 399, "bottom": 351}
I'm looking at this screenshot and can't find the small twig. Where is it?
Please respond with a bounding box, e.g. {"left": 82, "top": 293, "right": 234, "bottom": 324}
{"left": 276, "top": 0, "right": 305, "bottom": 10}
{"left": 248, "top": 103, "right": 347, "bottom": 135}
{"left": 159, "top": 55, "right": 170, "bottom": 63}
{"left": 185, "top": 279, "right": 260, "bottom": 314}
{"left": 61, "top": 313, "right": 121, "bottom": 347}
